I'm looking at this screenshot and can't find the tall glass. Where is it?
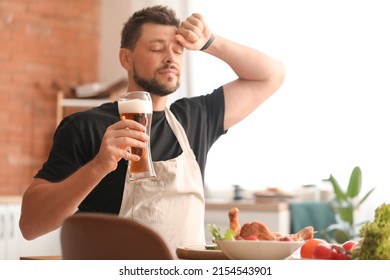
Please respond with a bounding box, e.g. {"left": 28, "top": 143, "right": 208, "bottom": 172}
{"left": 118, "top": 91, "right": 156, "bottom": 181}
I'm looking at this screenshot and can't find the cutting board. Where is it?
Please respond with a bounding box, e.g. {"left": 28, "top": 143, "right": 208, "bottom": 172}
{"left": 176, "top": 245, "right": 229, "bottom": 260}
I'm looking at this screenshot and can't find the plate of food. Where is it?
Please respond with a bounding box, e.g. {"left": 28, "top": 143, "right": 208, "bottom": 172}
{"left": 209, "top": 207, "right": 313, "bottom": 260}
{"left": 216, "top": 239, "right": 303, "bottom": 260}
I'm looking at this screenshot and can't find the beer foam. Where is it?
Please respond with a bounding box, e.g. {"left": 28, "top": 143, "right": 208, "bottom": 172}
{"left": 118, "top": 99, "right": 152, "bottom": 114}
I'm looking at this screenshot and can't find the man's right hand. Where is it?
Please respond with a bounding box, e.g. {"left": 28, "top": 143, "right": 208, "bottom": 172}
{"left": 92, "top": 119, "right": 149, "bottom": 175}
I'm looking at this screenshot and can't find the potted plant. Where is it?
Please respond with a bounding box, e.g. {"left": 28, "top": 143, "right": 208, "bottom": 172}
{"left": 322, "top": 166, "right": 375, "bottom": 243}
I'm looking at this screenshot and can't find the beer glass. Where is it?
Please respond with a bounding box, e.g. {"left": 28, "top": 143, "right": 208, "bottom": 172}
{"left": 118, "top": 91, "right": 156, "bottom": 181}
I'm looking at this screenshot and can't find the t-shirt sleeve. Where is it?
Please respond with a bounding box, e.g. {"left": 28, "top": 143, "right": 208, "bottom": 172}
{"left": 35, "top": 103, "right": 118, "bottom": 183}
{"left": 197, "top": 86, "right": 226, "bottom": 148}
{"left": 34, "top": 117, "right": 87, "bottom": 182}
{"left": 171, "top": 86, "right": 226, "bottom": 151}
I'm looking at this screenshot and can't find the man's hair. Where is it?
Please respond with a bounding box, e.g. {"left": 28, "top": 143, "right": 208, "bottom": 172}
{"left": 120, "top": 5, "right": 180, "bottom": 50}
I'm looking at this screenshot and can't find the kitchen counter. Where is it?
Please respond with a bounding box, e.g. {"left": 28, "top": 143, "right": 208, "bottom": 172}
{"left": 0, "top": 195, "right": 22, "bottom": 203}
{"left": 205, "top": 198, "right": 289, "bottom": 211}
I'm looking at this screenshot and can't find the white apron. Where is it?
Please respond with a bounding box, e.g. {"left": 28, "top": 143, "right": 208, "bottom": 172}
{"left": 119, "top": 107, "right": 206, "bottom": 254}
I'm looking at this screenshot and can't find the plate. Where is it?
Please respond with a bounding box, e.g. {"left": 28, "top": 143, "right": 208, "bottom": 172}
{"left": 254, "top": 192, "right": 295, "bottom": 203}
{"left": 254, "top": 188, "right": 295, "bottom": 200}
{"left": 216, "top": 240, "right": 303, "bottom": 260}
{"left": 176, "top": 245, "right": 229, "bottom": 260}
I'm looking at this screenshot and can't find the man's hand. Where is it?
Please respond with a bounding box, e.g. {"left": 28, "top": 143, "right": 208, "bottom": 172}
{"left": 92, "top": 119, "right": 149, "bottom": 174}
{"left": 175, "top": 13, "right": 211, "bottom": 50}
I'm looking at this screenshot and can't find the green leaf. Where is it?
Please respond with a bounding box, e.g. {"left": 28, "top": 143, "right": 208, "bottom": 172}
{"left": 356, "top": 187, "right": 375, "bottom": 209}
{"left": 337, "top": 205, "right": 354, "bottom": 225}
{"left": 347, "top": 166, "right": 362, "bottom": 198}
{"left": 329, "top": 175, "right": 347, "bottom": 201}
{"left": 326, "top": 223, "right": 347, "bottom": 232}
{"left": 333, "top": 229, "right": 351, "bottom": 244}
{"left": 208, "top": 224, "right": 223, "bottom": 240}
{"left": 208, "top": 224, "right": 237, "bottom": 241}
{"left": 223, "top": 229, "right": 237, "bottom": 241}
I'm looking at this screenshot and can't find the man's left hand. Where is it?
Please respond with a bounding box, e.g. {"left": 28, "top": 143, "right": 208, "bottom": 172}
{"left": 175, "top": 13, "right": 211, "bottom": 50}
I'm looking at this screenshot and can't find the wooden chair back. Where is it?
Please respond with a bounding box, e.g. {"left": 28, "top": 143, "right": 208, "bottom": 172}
{"left": 60, "top": 213, "right": 174, "bottom": 260}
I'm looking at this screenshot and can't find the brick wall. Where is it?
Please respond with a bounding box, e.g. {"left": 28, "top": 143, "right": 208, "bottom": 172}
{"left": 0, "top": 0, "right": 100, "bottom": 195}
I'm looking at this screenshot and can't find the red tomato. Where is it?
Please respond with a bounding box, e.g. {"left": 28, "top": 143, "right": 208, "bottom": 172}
{"left": 300, "top": 238, "right": 327, "bottom": 259}
{"left": 342, "top": 240, "right": 357, "bottom": 252}
{"left": 313, "top": 244, "right": 338, "bottom": 260}
{"left": 235, "top": 236, "right": 244, "bottom": 240}
{"left": 279, "top": 236, "right": 292, "bottom": 242}
{"left": 335, "top": 252, "right": 351, "bottom": 260}
{"left": 243, "top": 235, "right": 258, "bottom": 240}
{"left": 331, "top": 244, "right": 345, "bottom": 254}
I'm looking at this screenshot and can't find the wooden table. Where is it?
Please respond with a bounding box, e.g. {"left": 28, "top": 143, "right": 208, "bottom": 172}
{"left": 20, "top": 256, "right": 62, "bottom": 260}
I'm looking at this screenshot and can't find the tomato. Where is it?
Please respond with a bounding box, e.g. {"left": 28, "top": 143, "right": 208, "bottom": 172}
{"left": 342, "top": 240, "right": 357, "bottom": 252}
{"left": 279, "top": 236, "right": 292, "bottom": 242}
{"left": 331, "top": 243, "right": 352, "bottom": 260}
{"left": 331, "top": 244, "right": 344, "bottom": 253}
{"left": 335, "top": 252, "right": 351, "bottom": 260}
{"left": 235, "top": 236, "right": 244, "bottom": 240}
{"left": 243, "top": 235, "right": 258, "bottom": 240}
{"left": 313, "top": 244, "right": 338, "bottom": 260}
{"left": 300, "top": 238, "right": 327, "bottom": 259}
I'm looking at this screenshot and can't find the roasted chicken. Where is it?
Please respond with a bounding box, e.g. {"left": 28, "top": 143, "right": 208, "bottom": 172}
{"left": 228, "top": 207, "right": 241, "bottom": 235}
{"left": 228, "top": 207, "right": 314, "bottom": 241}
{"left": 240, "top": 221, "right": 276, "bottom": 240}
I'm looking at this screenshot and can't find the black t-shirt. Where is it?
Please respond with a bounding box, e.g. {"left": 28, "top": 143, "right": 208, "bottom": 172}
{"left": 35, "top": 87, "right": 226, "bottom": 214}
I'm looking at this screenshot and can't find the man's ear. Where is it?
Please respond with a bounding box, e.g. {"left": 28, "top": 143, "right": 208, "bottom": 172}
{"left": 119, "top": 48, "right": 132, "bottom": 70}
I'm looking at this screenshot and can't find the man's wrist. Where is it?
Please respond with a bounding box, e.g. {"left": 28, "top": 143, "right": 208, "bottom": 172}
{"left": 200, "top": 33, "right": 215, "bottom": 51}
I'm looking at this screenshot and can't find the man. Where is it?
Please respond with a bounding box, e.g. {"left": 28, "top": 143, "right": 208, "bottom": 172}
{"left": 19, "top": 5, "right": 285, "bottom": 251}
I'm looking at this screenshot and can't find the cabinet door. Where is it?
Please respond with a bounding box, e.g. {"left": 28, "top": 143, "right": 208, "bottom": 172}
{"left": 4, "top": 204, "right": 22, "bottom": 259}
{"left": 0, "top": 203, "right": 21, "bottom": 259}
{"left": 0, "top": 204, "right": 6, "bottom": 259}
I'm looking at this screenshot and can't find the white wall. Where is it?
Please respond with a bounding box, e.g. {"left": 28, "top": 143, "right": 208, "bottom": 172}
{"left": 99, "top": 0, "right": 131, "bottom": 84}
{"left": 99, "top": 0, "right": 390, "bottom": 220}
{"left": 187, "top": 0, "right": 390, "bottom": 220}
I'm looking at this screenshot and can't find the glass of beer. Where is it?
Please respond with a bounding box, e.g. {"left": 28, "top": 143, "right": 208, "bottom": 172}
{"left": 118, "top": 91, "right": 156, "bottom": 181}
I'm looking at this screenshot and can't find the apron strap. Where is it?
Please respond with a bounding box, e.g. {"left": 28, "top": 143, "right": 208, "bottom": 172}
{"left": 164, "top": 107, "right": 196, "bottom": 159}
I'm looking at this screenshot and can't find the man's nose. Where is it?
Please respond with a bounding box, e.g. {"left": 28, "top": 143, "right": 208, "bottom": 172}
{"left": 164, "top": 49, "right": 176, "bottom": 64}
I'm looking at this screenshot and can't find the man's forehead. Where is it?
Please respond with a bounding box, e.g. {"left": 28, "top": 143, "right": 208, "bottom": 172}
{"left": 140, "top": 23, "right": 178, "bottom": 41}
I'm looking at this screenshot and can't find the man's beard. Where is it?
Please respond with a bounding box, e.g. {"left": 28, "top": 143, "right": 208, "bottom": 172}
{"left": 133, "top": 63, "right": 180, "bottom": 97}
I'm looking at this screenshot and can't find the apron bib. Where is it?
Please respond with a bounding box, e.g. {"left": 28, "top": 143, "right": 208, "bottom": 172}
{"left": 119, "top": 107, "right": 206, "bottom": 254}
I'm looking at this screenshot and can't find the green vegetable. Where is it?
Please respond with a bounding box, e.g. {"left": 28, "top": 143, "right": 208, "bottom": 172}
{"left": 204, "top": 244, "right": 219, "bottom": 250}
{"left": 208, "top": 224, "right": 237, "bottom": 241}
{"left": 352, "top": 203, "right": 390, "bottom": 260}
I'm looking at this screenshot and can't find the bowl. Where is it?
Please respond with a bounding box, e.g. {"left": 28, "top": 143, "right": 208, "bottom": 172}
{"left": 216, "top": 239, "right": 304, "bottom": 260}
